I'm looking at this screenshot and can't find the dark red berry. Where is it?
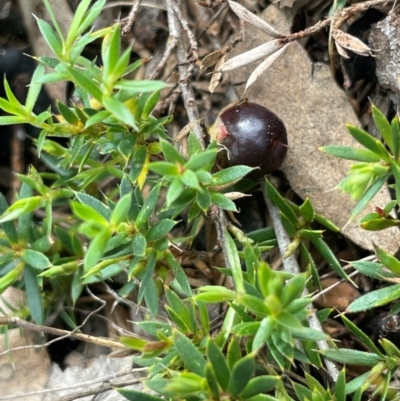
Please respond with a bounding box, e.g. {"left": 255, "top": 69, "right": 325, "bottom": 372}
{"left": 209, "top": 100, "right": 288, "bottom": 180}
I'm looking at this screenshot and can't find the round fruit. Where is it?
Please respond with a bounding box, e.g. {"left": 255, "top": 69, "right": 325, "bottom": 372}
{"left": 209, "top": 100, "right": 288, "bottom": 180}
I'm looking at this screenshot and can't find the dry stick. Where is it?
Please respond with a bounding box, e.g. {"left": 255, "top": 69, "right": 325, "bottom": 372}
{"left": 278, "top": 0, "right": 393, "bottom": 46}
{"left": 0, "top": 367, "right": 147, "bottom": 400}
{"left": 165, "top": 0, "right": 233, "bottom": 278}
{"left": 170, "top": 0, "right": 198, "bottom": 65}
{"left": 121, "top": 0, "right": 142, "bottom": 35}
{"left": 263, "top": 192, "right": 340, "bottom": 382}
{"left": 166, "top": 0, "right": 205, "bottom": 148}
{"left": 0, "top": 317, "right": 125, "bottom": 353}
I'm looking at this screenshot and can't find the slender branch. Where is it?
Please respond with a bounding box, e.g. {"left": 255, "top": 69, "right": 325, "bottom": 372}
{"left": 121, "top": 0, "right": 142, "bottom": 35}
{"left": 0, "top": 316, "right": 126, "bottom": 351}
{"left": 263, "top": 190, "right": 340, "bottom": 382}
{"left": 278, "top": 0, "right": 393, "bottom": 45}
{"left": 0, "top": 366, "right": 147, "bottom": 400}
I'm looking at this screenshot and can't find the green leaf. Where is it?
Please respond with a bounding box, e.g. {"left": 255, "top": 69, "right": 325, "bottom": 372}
{"left": 24, "top": 265, "right": 43, "bottom": 324}
{"left": 57, "top": 101, "right": 79, "bottom": 125}
{"left": 0, "top": 97, "right": 24, "bottom": 117}
{"left": 376, "top": 248, "right": 400, "bottom": 275}
{"left": 71, "top": 202, "right": 109, "bottom": 226}
{"left": 347, "top": 284, "right": 400, "bottom": 312}
{"left": 173, "top": 329, "right": 207, "bottom": 376}
{"left": 238, "top": 294, "right": 269, "bottom": 317}
{"left": 227, "top": 353, "right": 255, "bottom": 398}
{"left": 165, "top": 251, "right": 192, "bottom": 296}
{"left": 341, "top": 314, "right": 383, "bottom": 357}
{"left": 290, "top": 326, "right": 328, "bottom": 341}
{"left": 392, "top": 116, "right": 400, "bottom": 160}
{"left": 350, "top": 172, "right": 390, "bottom": 219}
{"left": 212, "top": 165, "right": 254, "bottom": 186}
{"left": 77, "top": 0, "right": 106, "bottom": 35}
{"left": 206, "top": 339, "right": 230, "bottom": 391}
{"left": 132, "top": 233, "right": 147, "bottom": 256}
{"left": 115, "top": 79, "right": 168, "bottom": 94}
{"left": 240, "top": 376, "right": 279, "bottom": 399}
{"left": 188, "top": 132, "right": 203, "bottom": 157}
{"left": 299, "top": 198, "right": 314, "bottom": 223}
{"left": 65, "top": 0, "right": 92, "bottom": 45}
{"left": 196, "top": 285, "right": 237, "bottom": 303}
{"left": 147, "top": 219, "right": 176, "bottom": 242}
{"left": 360, "top": 217, "right": 399, "bottom": 231}
{"left": 223, "top": 230, "right": 244, "bottom": 293}
{"left": 148, "top": 162, "right": 179, "bottom": 176}
{"left": 196, "top": 188, "right": 211, "bottom": 210}
{"left": 110, "top": 194, "right": 131, "bottom": 226}
{"left": 117, "top": 388, "right": 165, "bottom": 401}
{"left": 309, "top": 237, "right": 349, "bottom": 280}
{"left": 0, "top": 116, "right": 27, "bottom": 125}
{"left": 205, "top": 363, "right": 220, "bottom": 399}
{"left": 34, "top": 17, "right": 63, "bottom": 57}
{"left": 0, "top": 193, "right": 18, "bottom": 244}
{"left": 185, "top": 149, "right": 217, "bottom": 171}
{"left": 372, "top": 104, "right": 393, "bottom": 151}
{"left": 26, "top": 64, "right": 45, "bottom": 112}
{"left": 67, "top": 67, "right": 102, "bottom": 102}
{"left": 252, "top": 316, "right": 275, "bottom": 350}
{"left": 135, "top": 184, "right": 161, "bottom": 229}
{"left": 320, "top": 348, "right": 383, "bottom": 366}
{"left": 142, "top": 91, "right": 160, "bottom": 119}
{"left": 103, "top": 96, "right": 138, "bottom": 130}
{"left": 166, "top": 177, "right": 185, "bottom": 206}
{"left": 321, "top": 145, "right": 382, "bottom": 162}
{"left": 265, "top": 179, "right": 298, "bottom": 226}
{"left": 138, "top": 250, "right": 157, "bottom": 304}
{"left": 17, "top": 184, "right": 35, "bottom": 242}
{"left": 21, "top": 249, "right": 51, "bottom": 270}
{"left": 84, "top": 228, "right": 112, "bottom": 270}
{"left": 281, "top": 274, "right": 306, "bottom": 307}
{"left": 210, "top": 192, "right": 237, "bottom": 211}
{"left": 227, "top": 336, "right": 241, "bottom": 371}
{"left": 102, "top": 24, "right": 121, "bottom": 82}
{"left": 350, "top": 260, "right": 397, "bottom": 281}
{"left": 0, "top": 261, "right": 24, "bottom": 293}
{"left": 129, "top": 145, "right": 147, "bottom": 182}
{"left": 346, "top": 124, "right": 391, "bottom": 161}
{"left": 181, "top": 169, "right": 201, "bottom": 190}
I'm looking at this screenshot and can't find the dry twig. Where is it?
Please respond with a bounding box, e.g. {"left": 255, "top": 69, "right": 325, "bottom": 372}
{"left": 121, "top": 0, "right": 142, "bottom": 34}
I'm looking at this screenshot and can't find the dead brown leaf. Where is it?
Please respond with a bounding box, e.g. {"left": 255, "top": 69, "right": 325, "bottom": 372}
{"left": 228, "top": 0, "right": 284, "bottom": 38}
{"left": 332, "top": 29, "right": 373, "bottom": 57}
{"left": 221, "top": 39, "right": 283, "bottom": 72}
{"left": 209, "top": 55, "right": 225, "bottom": 94}
{"left": 227, "top": 5, "right": 400, "bottom": 253}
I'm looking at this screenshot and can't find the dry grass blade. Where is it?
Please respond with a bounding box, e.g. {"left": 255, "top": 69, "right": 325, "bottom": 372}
{"left": 244, "top": 43, "right": 289, "bottom": 92}
{"left": 209, "top": 55, "right": 225, "bottom": 93}
{"left": 228, "top": 0, "right": 284, "bottom": 38}
{"left": 221, "top": 39, "right": 282, "bottom": 71}
{"left": 332, "top": 29, "right": 373, "bottom": 57}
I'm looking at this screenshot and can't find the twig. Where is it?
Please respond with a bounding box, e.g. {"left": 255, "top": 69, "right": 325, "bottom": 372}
{"left": 166, "top": 0, "right": 205, "bottom": 147}
{"left": 121, "top": 0, "right": 142, "bottom": 34}
{"left": 263, "top": 190, "right": 340, "bottom": 382}
{"left": 0, "top": 366, "right": 147, "bottom": 400}
{"left": 170, "top": 0, "right": 198, "bottom": 65}
{"left": 278, "top": 0, "right": 393, "bottom": 45}
{"left": 0, "top": 316, "right": 126, "bottom": 354}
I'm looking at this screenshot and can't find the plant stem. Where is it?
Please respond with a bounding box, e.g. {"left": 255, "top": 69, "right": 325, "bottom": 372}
{"left": 263, "top": 188, "right": 340, "bottom": 382}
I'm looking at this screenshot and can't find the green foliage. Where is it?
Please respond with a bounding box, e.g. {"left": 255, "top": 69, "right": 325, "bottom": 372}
{"left": 3, "top": 1, "right": 400, "bottom": 401}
